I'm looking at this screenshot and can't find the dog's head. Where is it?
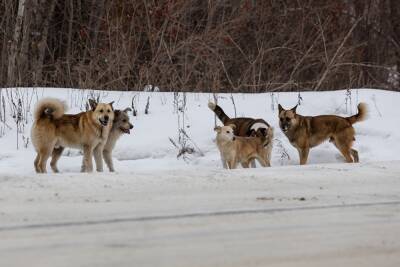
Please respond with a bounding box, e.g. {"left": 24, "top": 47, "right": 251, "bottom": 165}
{"left": 278, "top": 104, "right": 298, "bottom": 133}
{"left": 214, "top": 125, "right": 236, "bottom": 141}
{"left": 114, "top": 108, "right": 133, "bottom": 134}
{"left": 89, "top": 99, "right": 115, "bottom": 127}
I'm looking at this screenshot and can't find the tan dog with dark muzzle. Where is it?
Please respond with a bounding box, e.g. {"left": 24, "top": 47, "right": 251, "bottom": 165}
{"left": 278, "top": 103, "right": 367, "bottom": 165}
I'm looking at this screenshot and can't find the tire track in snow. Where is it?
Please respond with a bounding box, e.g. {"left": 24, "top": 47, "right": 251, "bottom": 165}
{"left": 1, "top": 201, "right": 400, "bottom": 232}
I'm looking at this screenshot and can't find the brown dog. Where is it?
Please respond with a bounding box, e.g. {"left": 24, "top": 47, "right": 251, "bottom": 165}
{"left": 209, "top": 102, "right": 273, "bottom": 166}
{"left": 31, "top": 98, "right": 115, "bottom": 173}
{"left": 278, "top": 103, "right": 367, "bottom": 165}
{"left": 215, "top": 125, "right": 270, "bottom": 169}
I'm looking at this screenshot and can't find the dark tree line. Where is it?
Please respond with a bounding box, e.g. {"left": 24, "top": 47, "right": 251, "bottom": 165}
{"left": 1, "top": 0, "right": 400, "bottom": 92}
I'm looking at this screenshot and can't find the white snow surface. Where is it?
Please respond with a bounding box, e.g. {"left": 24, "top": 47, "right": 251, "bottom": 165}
{"left": 0, "top": 88, "right": 399, "bottom": 266}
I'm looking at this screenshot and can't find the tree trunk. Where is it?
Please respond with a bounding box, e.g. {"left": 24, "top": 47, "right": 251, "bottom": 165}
{"left": 32, "top": 0, "right": 58, "bottom": 85}
{"left": 7, "top": 0, "right": 26, "bottom": 86}
{"left": 88, "top": 0, "right": 105, "bottom": 51}
{"left": 18, "top": 0, "right": 34, "bottom": 85}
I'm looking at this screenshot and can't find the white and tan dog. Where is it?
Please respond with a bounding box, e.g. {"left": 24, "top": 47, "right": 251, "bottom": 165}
{"left": 215, "top": 125, "right": 270, "bottom": 169}
{"left": 31, "top": 98, "right": 114, "bottom": 173}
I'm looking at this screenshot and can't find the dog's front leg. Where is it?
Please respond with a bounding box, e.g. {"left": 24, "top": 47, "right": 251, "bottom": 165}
{"left": 242, "top": 161, "right": 250, "bottom": 168}
{"left": 298, "top": 147, "right": 310, "bottom": 165}
{"left": 82, "top": 145, "right": 94, "bottom": 172}
{"left": 228, "top": 159, "right": 237, "bottom": 169}
{"left": 250, "top": 160, "right": 256, "bottom": 168}
{"left": 220, "top": 153, "right": 228, "bottom": 169}
{"left": 103, "top": 149, "right": 114, "bottom": 172}
{"left": 93, "top": 143, "right": 105, "bottom": 172}
{"left": 256, "top": 157, "right": 268, "bottom": 167}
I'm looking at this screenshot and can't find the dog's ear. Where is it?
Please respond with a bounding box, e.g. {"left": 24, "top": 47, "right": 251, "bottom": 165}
{"left": 278, "top": 104, "right": 283, "bottom": 113}
{"left": 114, "top": 110, "right": 121, "bottom": 118}
{"left": 228, "top": 124, "right": 236, "bottom": 130}
{"left": 123, "top": 107, "right": 132, "bottom": 113}
{"left": 291, "top": 104, "right": 298, "bottom": 113}
{"left": 214, "top": 126, "right": 221, "bottom": 133}
{"left": 109, "top": 101, "right": 115, "bottom": 110}
{"left": 88, "top": 99, "right": 97, "bottom": 111}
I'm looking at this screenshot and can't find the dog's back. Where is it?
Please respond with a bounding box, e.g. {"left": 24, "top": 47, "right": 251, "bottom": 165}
{"left": 208, "top": 102, "right": 270, "bottom": 136}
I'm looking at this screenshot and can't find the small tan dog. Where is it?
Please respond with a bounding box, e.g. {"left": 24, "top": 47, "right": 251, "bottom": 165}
{"left": 215, "top": 125, "right": 270, "bottom": 169}
{"left": 31, "top": 98, "right": 114, "bottom": 173}
{"left": 278, "top": 103, "right": 367, "bottom": 165}
{"left": 208, "top": 102, "right": 274, "bottom": 167}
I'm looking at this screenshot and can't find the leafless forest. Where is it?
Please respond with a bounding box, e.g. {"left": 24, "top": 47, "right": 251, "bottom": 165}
{"left": 1, "top": 0, "right": 400, "bottom": 92}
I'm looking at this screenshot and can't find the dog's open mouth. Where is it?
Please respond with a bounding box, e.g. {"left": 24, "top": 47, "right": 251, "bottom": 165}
{"left": 120, "top": 127, "right": 131, "bottom": 134}
{"left": 99, "top": 118, "right": 108, "bottom": 126}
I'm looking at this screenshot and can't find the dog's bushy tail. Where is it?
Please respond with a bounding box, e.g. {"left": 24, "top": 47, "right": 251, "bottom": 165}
{"left": 208, "top": 102, "right": 230, "bottom": 124}
{"left": 262, "top": 127, "right": 274, "bottom": 147}
{"left": 33, "top": 98, "right": 67, "bottom": 122}
{"left": 346, "top": 102, "right": 367, "bottom": 125}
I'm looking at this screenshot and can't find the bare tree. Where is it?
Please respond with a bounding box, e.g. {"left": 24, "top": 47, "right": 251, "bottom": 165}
{"left": 7, "top": 0, "right": 26, "bottom": 85}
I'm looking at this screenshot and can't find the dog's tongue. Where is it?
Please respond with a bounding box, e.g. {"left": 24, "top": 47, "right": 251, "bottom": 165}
{"left": 121, "top": 127, "right": 130, "bottom": 134}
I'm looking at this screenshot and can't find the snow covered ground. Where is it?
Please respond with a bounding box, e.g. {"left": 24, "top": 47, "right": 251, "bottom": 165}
{"left": 0, "top": 87, "right": 399, "bottom": 266}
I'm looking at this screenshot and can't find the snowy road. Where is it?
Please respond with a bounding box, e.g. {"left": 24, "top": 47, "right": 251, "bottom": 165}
{"left": 1, "top": 161, "right": 400, "bottom": 267}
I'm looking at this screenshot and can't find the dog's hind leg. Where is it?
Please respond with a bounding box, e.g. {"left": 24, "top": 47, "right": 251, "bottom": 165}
{"left": 332, "top": 138, "right": 353, "bottom": 163}
{"left": 93, "top": 143, "right": 105, "bottom": 172}
{"left": 265, "top": 145, "right": 272, "bottom": 167}
{"left": 34, "top": 154, "right": 40, "bottom": 173}
{"left": 50, "top": 147, "right": 64, "bottom": 173}
{"left": 103, "top": 149, "right": 114, "bottom": 172}
{"left": 38, "top": 148, "right": 52, "bottom": 173}
{"left": 351, "top": 149, "right": 359, "bottom": 163}
{"left": 82, "top": 145, "right": 94, "bottom": 172}
{"left": 336, "top": 144, "right": 354, "bottom": 163}
{"left": 334, "top": 130, "right": 355, "bottom": 163}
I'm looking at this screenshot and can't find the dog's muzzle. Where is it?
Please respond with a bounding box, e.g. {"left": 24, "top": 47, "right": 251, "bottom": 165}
{"left": 99, "top": 116, "right": 109, "bottom": 126}
{"left": 120, "top": 124, "right": 133, "bottom": 134}
{"left": 281, "top": 124, "right": 289, "bottom": 132}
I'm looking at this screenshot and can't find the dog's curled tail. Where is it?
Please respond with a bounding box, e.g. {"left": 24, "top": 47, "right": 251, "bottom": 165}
{"left": 346, "top": 102, "right": 367, "bottom": 125}
{"left": 208, "top": 102, "right": 230, "bottom": 124}
{"left": 263, "top": 127, "right": 274, "bottom": 147}
{"left": 33, "top": 98, "right": 67, "bottom": 122}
